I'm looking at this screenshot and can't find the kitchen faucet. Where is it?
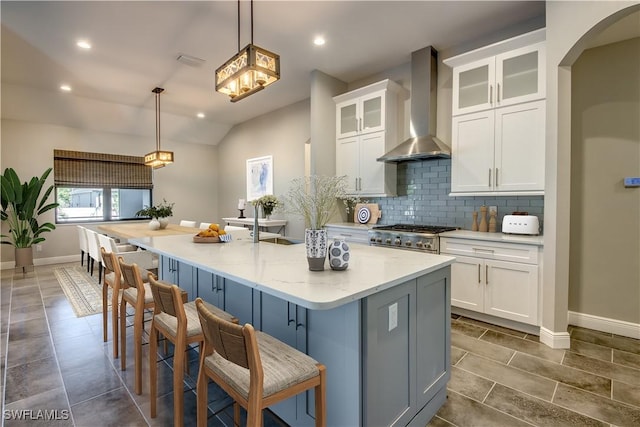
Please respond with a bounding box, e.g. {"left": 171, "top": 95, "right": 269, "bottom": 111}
{"left": 253, "top": 203, "right": 259, "bottom": 243}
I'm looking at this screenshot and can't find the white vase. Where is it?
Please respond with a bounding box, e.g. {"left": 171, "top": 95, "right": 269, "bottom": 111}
{"left": 148, "top": 219, "right": 160, "bottom": 230}
{"left": 328, "top": 239, "right": 350, "bottom": 271}
{"left": 305, "top": 228, "right": 327, "bottom": 271}
{"left": 158, "top": 218, "right": 169, "bottom": 229}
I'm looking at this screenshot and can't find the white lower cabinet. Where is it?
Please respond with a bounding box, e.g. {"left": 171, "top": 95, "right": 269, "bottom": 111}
{"left": 441, "top": 238, "right": 539, "bottom": 325}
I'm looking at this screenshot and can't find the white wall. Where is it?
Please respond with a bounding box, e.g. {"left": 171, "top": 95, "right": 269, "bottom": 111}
{"left": 0, "top": 119, "right": 218, "bottom": 264}
{"left": 216, "top": 99, "right": 310, "bottom": 239}
{"left": 543, "top": 0, "right": 640, "bottom": 345}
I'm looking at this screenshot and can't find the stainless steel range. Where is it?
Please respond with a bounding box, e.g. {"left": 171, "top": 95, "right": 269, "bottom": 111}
{"left": 368, "top": 224, "right": 457, "bottom": 253}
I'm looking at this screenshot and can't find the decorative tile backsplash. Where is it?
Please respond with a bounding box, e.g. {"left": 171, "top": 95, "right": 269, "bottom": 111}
{"left": 367, "top": 159, "right": 544, "bottom": 231}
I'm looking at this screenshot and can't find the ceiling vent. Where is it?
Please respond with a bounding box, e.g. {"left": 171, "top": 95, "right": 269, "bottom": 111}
{"left": 176, "top": 53, "right": 206, "bottom": 68}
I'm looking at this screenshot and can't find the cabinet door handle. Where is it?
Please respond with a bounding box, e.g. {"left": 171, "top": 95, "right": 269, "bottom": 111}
{"left": 489, "top": 84, "right": 493, "bottom": 105}
{"left": 287, "top": 302, "right": 295, "bottom": 326}
{"left": 478, "top": 264, "right": 481, "bottom": 283}
{"left": 497, "top": 83, "right": 501, "bottom": 102}
{"left": 295, "top": 306, "right": 305, "bottom": 330}
{"left": 486, "top": 265, "right": 489, "bottom": 285}
{"left": 488, "top": 169, "right": 492, "bottom": 187}
{"left": 495, "top": 168, "right": 499, "bottom": 187}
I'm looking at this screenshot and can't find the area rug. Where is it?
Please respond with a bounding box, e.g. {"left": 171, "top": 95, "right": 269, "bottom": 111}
{"left": 54, "top": 265, "right": 109, "bottom": 317}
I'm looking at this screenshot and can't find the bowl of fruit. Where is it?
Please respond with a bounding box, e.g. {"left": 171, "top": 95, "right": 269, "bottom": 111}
{"left": 193, "top": 223, "right": 228, "bottom": 243}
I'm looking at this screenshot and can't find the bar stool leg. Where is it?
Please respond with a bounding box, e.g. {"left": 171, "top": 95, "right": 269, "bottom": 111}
{"left": 149, "top": 320, "right": 159, "bottom": 418}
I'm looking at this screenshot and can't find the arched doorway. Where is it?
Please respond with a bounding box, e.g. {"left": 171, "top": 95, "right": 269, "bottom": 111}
{"left": 541, "top": 2, "right": 640, "bottom": 349}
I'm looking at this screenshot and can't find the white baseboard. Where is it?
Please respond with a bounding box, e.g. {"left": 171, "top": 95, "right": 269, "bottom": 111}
{"left": 568, "top": 311, "right": 640, "bottom": 340}
{"left": 1, "top": 255, "right": 77, "bottom": 271}
{"left": 539, "top": 326, "right": 571, "bottom": 349}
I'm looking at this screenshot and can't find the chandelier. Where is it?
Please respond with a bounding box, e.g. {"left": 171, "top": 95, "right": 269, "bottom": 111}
{"left": 215, "top": 0, "right": 280, "bottom": 102}
{"left": 144, "top": 87, "right": 174, "bottom": 169}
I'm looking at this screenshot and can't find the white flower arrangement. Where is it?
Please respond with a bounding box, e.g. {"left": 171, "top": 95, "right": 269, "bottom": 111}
{"left": 283, "top": 175, "right": 348, "bottom": 230}
{"left": 252, "top": 194, "right": 279, "bottom": 216}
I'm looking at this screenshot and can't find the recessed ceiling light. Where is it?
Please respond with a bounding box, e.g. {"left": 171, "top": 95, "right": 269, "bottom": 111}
{"left": 76, "top": 40, "right": 91, "bottom": 49}
{"left": 313, "top": 36, "right": 326, "bottom": 46}
{"left": 60, "top": 84, "right": 72, "bottom": 92}
{"left": 197, "top": 112, "right": 205, "bottom": 119}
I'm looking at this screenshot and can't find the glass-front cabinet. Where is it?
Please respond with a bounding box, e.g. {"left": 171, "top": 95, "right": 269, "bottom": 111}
{"left": 336, "top": 90, "right": 386, "bottom": 139}
{"left": 445, "top": 28, "right": 546, "bottom": 196}
{"left": 451, "top": 42, "right": 545, "bottom": 116}
{"left": 334, "top": 79, "right": 403, "bottom": 197}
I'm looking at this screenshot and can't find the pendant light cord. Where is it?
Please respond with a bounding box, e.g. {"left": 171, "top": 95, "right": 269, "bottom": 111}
{"left": 236, "top": 0, "right": 254, "bottom": 50}
{"left": 155, "top": 91, "right": 161, "bottom": 151}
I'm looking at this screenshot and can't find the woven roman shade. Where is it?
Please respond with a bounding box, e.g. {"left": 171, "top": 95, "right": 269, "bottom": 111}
{"left": 54, "top": 150, "right": 152, "bottom": 189}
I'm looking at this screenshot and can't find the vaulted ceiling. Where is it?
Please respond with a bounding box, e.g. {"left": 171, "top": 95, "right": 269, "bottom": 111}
{"left": 2, "top": 1, "right": 549, "bottom": 146}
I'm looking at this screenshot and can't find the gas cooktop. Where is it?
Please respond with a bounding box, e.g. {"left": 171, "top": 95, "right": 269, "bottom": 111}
{"left": 372, "top": 224, "right": 457, "bottom": 234}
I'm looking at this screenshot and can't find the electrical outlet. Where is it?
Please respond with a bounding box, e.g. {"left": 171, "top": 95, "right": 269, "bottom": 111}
{"left": 35, "top": 244, "right": 43, "bottom": 252}
{"left": 388, "top": 303, "right": 398, "bottom": 332}
{"left": 489, "top": 206, "right": 497, "bottom": 215}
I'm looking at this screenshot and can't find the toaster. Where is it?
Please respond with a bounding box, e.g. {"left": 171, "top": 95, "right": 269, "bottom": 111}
{"left": 502, "top": 215, "right": 540, "bottom": 235}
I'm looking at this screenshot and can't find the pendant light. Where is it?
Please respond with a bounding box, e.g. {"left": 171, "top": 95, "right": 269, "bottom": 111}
{"left": 144, "top": 87, "right": 174, "bottom": 168}
{"left": 215, "top": 0, "right": 280, "bottom": 102}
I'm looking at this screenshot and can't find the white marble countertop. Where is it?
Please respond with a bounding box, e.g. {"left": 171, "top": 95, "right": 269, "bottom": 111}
{"left": 440, "top": 229, "right": 544, "bottom": 246}
{"left": 130, "top": 232, "right": 455, "bottom": 310}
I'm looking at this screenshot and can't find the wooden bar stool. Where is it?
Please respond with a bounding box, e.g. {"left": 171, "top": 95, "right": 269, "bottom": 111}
{"left": 100, "top": 238, "right": 156, "bottom": 359}
{"left": 118, "top": 257, "right": 157, "bottom": 395}
{"left": 148, "top": 276, "right": 237, "bottom": 427}
{"left": 195, "top": 298, "right": 326, "bottom": 427}
{"left": 100, "top": 248, "right": 123, "bottom": 359}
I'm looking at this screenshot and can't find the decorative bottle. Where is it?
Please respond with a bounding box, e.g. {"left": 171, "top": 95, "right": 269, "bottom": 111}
{"left": 471, "top": 211, "right": 479, "bottom": 231}
{"left": 479, "top": 206, "right": 488, "bottom": 232}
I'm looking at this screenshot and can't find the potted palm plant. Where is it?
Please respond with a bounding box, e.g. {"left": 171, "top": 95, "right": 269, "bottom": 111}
{"left": 283, "top": 175, "right": 347, "bottom": 271}
{"left": 1, "top": 167, "right": 59, "bottom": 270}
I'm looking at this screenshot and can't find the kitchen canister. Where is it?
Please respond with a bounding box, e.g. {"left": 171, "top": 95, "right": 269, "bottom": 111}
{"left": 328, "top": 239, "right": 350, "bottom": 271}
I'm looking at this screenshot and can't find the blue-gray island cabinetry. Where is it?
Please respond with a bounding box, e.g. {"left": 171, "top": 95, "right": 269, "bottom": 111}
{"left": 131, "top": 233, "right": 455, "bottom": 427}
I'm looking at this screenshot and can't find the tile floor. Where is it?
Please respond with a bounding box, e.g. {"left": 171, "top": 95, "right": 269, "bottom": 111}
{"left": 2, "top": 263, "right": 640, "bottom": 426}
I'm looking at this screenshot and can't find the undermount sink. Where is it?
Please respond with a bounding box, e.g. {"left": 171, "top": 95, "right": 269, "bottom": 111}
{"left": 261, "top": 237, "right": 303, "bottom": 245}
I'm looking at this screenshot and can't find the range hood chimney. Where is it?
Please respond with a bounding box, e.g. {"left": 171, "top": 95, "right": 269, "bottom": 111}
{"left": 377, "top": 46, "right": 450, "bottom": 163}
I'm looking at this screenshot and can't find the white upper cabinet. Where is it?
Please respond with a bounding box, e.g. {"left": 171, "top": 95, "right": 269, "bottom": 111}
{"left": 336, "top": 90, "right": 386, "bottom": 139}
{"left": 445, "top": 29, "right": 546, "bottom": 196}
{"left": 334, "top": 79, "right": 403, "bottom": 197}
{"left": 452, "top": 43, "right": 545, "bottom": 115}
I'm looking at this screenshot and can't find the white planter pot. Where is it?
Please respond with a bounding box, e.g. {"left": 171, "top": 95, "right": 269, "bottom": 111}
{"left": 148, "top": 219, "right": 160, "bottom": 230}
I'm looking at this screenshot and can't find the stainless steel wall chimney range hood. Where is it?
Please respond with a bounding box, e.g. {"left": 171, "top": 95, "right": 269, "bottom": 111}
{"left": 377, "top": 46, "right": 451, "bottom": 163}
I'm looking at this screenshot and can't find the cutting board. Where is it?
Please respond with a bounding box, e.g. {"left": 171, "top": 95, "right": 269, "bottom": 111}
{"left": 354, "top": 203, "right": 381, "bottom": 224}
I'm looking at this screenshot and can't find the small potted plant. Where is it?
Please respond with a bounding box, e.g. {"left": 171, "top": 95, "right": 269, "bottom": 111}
{"left": 1, "top": 167, "right": 59, "bottom": 271}
{"left": 136, "top": 199, "right": 174, "bottom": 229}
{"left": 282, "top": 175, "right": 347, "bottom": 271}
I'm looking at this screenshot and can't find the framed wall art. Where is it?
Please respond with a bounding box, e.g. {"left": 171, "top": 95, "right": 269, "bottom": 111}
{"left": 246, "top": 155, "right": 273, "bottom": 201}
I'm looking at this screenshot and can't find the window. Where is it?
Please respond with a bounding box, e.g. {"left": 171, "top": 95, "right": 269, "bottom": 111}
{"left": 53, "top": 150, "right": 153, "bottom": 223}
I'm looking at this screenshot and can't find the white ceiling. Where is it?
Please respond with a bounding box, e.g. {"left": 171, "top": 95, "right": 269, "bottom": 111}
{"left": 2, "top": 1, "right": 550, "bottom": 146}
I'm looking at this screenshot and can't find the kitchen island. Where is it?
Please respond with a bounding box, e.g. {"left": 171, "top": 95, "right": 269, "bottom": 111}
{"left": 130, "top": 233, "right": 455, "bottom": 427}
